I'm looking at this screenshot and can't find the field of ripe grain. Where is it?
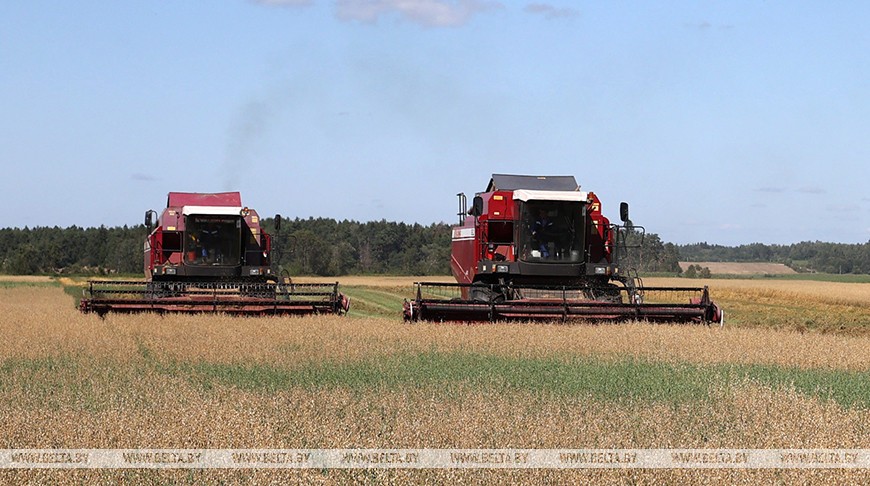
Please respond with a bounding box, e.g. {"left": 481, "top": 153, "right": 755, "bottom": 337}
{"left": 678, "top": 261, "right": 797, "bottom": 275}
{"left": 0, "top": 275, "right": 54, "bottom": 283}
{"left": 645, "top": 277, "right": 870, "bottom": 334}
{"left": 1, "top": 278, "right": 869, "bottom": 483}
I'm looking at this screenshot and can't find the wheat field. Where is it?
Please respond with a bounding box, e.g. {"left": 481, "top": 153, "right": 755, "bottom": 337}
{"left": 1, "top": 278, "right": 869, "bottom": 483}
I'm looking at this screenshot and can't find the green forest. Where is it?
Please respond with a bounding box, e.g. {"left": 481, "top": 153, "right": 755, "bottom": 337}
{"left": 0, "top": 219, "right": 454, "bottom": 277}
{"left": 678, "top": 241, "right": 870, "bottom": 275}
{"left": 0, "top": 219, "right": 868, "bottom": 276}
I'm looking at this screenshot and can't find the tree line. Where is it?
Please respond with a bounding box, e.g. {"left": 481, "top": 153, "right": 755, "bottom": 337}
{"left": 3, "top": 219, "right": 867, "bottom": 276}
{"left": 617, "top": 229, "right": 683, "bottom": 274}
{"left": 0, "top": 225, "right": 147, "bottom": 275}
{"left": 266, "top": 217, "right": 451, "bottom": 276}
{"left": 678, "top": 241, "right": 870, "bottom": 274}
{"left": 0, "top": 219, "right": 677, "bottom": 276}
{"left": 0, "top": 219, "right": 452, "bottom": 277}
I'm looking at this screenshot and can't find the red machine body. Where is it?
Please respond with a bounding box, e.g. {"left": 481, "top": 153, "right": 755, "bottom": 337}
{"left": 405, "top": 174, "right": 722, "bottom": 324}
{"left": 449, "top": 175, "right": 618, "bottom": 291}
{"left": 144, "top": 192, "right": 274, "bottom": 282}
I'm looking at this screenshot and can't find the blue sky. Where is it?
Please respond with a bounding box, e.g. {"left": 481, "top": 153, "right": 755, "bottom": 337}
{"left": 2, "top": 0, "right": 869, "bottom": 245}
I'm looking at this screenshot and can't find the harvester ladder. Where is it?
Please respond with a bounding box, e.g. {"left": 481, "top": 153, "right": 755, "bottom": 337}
{"left": 626, "top": 267, "right": 644, "bottom": 304}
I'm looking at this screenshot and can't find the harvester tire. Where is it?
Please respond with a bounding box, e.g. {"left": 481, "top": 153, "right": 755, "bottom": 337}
{"left": 469, "top": 283, "right": 506, "bottom": 304}
{"left": 590, "top": 283, "right": 623, "bottom": 304}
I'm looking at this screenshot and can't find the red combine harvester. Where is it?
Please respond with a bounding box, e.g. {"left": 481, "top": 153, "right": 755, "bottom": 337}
{"left": 404, "top": 174, "right": 722, "bottom": 324}
{"left": 80, "top": 192, "right": 349, "bottom": 316}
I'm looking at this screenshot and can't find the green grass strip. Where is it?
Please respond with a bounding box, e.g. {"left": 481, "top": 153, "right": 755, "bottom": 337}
{"left": 3, "top": 352, "right": 868, "bottom": 409}
{"left": 176, "top": 353, "right": 870, "bottom": 409}
{"left": 0, "top": 280, "right": 60, "bottom": 288}
{"left": 340, "top": 286, "right": 408, "bottom": 319}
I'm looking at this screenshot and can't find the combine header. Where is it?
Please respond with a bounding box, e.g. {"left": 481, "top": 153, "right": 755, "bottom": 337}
{"left": 404, "top": 174, "right": 722, "bottom": 324}
{"left": 80, "top": 192, "right": 349, "bottom": 317}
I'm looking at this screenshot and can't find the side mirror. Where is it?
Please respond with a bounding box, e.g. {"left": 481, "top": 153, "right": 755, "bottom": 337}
{"left": 144, "top": 210, "right": 156, "bottom": 231}
{"left": 470, "top": 196, "right": 484, "bottom": 217}
{"left": 275, "top": 214, "right": 282, "bottom": 231}
{"left": 619, "top": 202, "right": 630, "bottom": 223}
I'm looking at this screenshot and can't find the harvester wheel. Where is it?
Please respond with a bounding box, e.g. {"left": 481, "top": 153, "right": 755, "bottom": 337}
{"left": 590, "top": 283, "right": 623, "bottom": 304}
{"left": 469, "top": 283, "right": 506, "bottom": 303}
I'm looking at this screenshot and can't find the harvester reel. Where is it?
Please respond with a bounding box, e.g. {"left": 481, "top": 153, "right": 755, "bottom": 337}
{"left": 80, "top": 279, "right": 348, "bottom": 317}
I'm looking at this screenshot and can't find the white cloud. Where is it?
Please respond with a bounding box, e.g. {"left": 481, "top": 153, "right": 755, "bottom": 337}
{"left": 335, "top": 0, "right": 503, "bottom": 27}
{"left": 684, "top": 20, "right": 734, "bottom": 30}
{"left": 524, "top": 3, "right": 579, "bottom": 20}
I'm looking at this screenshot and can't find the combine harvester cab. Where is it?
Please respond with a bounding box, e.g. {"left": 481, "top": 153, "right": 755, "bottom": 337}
{"left": 80, "top": 192, "right": 349, "bottom": 317}
{"left": 404, "top": 174, "right": 722, "bottom": 324}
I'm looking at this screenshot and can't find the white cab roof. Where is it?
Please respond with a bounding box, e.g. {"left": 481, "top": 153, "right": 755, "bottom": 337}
{"left": 181, "top": 206, "right": 245, "bottom": 216}
{"left": 511, "top": 190, "right": 588, "bottom": 202}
